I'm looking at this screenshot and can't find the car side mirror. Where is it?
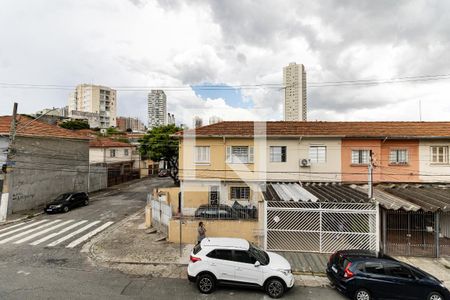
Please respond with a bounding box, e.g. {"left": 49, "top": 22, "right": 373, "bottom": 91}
{"left": 254, "top": 261, "right": 261, "bottom": 267}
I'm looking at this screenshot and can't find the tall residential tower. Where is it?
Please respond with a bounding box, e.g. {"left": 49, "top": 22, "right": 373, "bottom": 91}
{"left": 68, "top": 84, "right": 117, "bottom": 128}
{"left": 283, "top": 62, "right": 307, "bottom": 121}
{"left": 148, "top": 90, "right": 167, "bottom": 129}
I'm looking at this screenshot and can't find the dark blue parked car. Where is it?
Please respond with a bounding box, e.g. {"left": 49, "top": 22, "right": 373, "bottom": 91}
{"left": 327, "top": 250, "right": 450, "bottom": 300}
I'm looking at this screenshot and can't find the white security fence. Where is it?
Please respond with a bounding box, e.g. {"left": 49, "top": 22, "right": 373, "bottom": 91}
{"left": 148, "top": 193, "right": 172, "bottom": 235}
{"left": 265, "top": 201, "right": 379, "bottom": 253}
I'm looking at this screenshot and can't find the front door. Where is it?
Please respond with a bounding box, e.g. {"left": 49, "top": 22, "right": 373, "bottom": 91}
{"left": 209, "top": 186, "right": 220, "bottom": 206}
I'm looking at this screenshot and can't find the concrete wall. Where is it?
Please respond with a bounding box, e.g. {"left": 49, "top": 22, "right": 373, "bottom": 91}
{"left": 89, "top": 164, "right": 108, "bottom": 192}
{"left": 10, "top": 136, "right": 90, "bottom": 212}
{"left": 419, "top": 140, "right": 450, "bottom": 182}
{"left": 168, "top": 218, "right": 260, "bottom": 245}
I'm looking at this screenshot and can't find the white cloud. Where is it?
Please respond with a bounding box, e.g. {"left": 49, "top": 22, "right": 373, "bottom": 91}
{"left": 1, "top": 0, "right": 450, "bottom": 125}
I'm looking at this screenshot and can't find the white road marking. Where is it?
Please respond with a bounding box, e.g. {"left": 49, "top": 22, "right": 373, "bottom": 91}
{"left": 13, "top": 220, "right": 75, "bottom": 244}
{"left": 66, "top": 221, "right": 114, "bottom": 248}
{"left": 30, "top": 220, "right": 88, "bottom": 246}
{"left": 0, "top": 220, "right": 49, "bottom": 239}
{"left": 0, "top": 221, "right": 40, "bottom": 234}
{"left": 46, "top": 221, "right": 101, "bottom": 247}
{"left": 0, "top": 220, "right": 61, "bottom": 244}
{"left": 17, "top": 270, "right": 30, "bottom": 276}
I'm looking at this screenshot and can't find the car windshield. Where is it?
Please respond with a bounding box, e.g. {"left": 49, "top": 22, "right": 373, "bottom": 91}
{"left": 249, "top": 244, "right": 269, "bottom": 265}
{"left": 55, "top": 193, "right": 72, "bottom": 201}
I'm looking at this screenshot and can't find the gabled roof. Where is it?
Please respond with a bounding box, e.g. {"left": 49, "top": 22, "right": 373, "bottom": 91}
{"left": 0, "top": 115, "right": 89, "bottom": 140}
{"left": 89, "top": 138, "right": 132, "bottom": 148}
{"left": 177, "top": 121, "right": 450, "bottom": 138}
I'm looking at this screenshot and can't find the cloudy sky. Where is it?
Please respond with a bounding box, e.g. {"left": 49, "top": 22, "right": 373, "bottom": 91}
{"left": 1, "top": 0, "right": 450, "bottom": 126}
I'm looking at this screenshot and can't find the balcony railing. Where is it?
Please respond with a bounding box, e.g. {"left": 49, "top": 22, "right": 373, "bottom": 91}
{"left": 193, "top": 203, "right": 258, "bottom": 220}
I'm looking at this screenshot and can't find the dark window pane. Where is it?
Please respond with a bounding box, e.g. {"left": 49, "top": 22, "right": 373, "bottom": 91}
{"left": 207, "top": 249, "right": 232, "bottom": 261}
{"left": 384, "top": 263, "right": 414, "bottom": 279}
{"left": 365, "top": 262, "right": 385, "bottom": 275}
{"left": 233, "top": 250, "right": 256, "bottom": 264}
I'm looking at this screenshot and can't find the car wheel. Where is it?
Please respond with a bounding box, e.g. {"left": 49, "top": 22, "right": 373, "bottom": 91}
{"left": 196, "top": 273, "right": 215, "bottom": 294}
{"left": 265, "top": 278, "right": 285, "bottom": 299}
{"left": 83, "top": 199, "right": 89, "bottom": 206}
{"left": 354, "top": 288, "right": 371, "bottom": 300}
{"left": 63, "top": 206, "right": 69, "bottom": 213}
{"left": 428, "top": 292, "right": 444, "bottom": 300}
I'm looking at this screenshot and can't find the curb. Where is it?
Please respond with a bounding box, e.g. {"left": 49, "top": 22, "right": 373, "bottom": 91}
{"left": 1, "top": 211, "right": 44, "bottom": 226}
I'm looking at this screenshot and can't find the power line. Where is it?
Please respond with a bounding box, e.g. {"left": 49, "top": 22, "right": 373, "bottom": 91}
{"left": 1, "top": 72, "right": 450, "bottom": 91}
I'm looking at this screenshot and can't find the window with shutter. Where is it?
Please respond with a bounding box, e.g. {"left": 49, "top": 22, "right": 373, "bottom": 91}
{"left": 270, "top": 146, "right": 287, "bottom": 162}
{"left": 194, "top": 146, "right": 210, "bottom": 163}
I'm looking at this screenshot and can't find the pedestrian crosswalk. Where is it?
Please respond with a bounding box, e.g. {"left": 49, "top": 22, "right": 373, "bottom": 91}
{"left": 0, "top": 219, "right": 114, "bottom": 248}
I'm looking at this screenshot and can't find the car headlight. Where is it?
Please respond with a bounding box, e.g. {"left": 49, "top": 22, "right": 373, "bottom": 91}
{"left": 278, "top": 269, "right": 291, "bottom": 276}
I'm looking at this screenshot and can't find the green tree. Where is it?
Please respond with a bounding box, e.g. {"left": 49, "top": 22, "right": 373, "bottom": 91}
{"left": 139, "top": 124, "right": 182, "bottom": 185}
{"left": 60, "top": 120, "right": 90, "bottom": 130}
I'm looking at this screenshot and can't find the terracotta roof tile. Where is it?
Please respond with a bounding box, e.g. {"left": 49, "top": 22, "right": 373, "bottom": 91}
{"left": 0, "top": 115, "right": 90, "bottom": 140}
{"left": 89, "top": 138, "right": 132, "bottom": 148}
{"left": 177, "top": 121, "right": 450, "bottom": 138}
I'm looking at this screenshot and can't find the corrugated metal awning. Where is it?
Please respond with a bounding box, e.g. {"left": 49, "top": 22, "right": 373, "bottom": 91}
{"left": 383, "top": 185, "right": 450, "bottom": 212}
{"left": 352, "top": 185, "right": 421, "bottom": 211}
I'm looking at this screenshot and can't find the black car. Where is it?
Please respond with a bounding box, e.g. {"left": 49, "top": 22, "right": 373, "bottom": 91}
{"left": 326, "top": 250, "right": 450, "bottom": 300}
{"left": 45, "top": 192, "right": 89, "bottom": 213}
{"left": 194, "top": 204, "right": 239, "bottom": 219}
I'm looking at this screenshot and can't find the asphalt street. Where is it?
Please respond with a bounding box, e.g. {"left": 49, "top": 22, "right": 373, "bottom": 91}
{"left": 0, "top": 177, "right": 346, "bottom": 300}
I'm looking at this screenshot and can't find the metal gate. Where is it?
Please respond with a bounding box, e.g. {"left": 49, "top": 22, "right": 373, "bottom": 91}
{"left": 265, "top": 201, "right": 378, "bottom": 253}
{"left": 149, "top": 194, "right": 172, "bottom": 235}
{"left": 384, "top": 210, "right": 450, "bottom": 257}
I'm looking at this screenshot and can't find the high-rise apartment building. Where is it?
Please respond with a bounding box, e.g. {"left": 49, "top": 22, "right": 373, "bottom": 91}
{"left": 209, "top": 116, "right": 223, "bottom": 125}
{"left": 193, "top": 116, "right": 203, "bottom": 128}
{"left": 68, "top": 84, "right": 117, "bottom": 128}
{"left": 283, "top": 62, "right": 307, "bottom": 121}
{"left": 117, "top": 117, "right": 146, "bottom": 132}
{"left": 167, "top": 113, "right": 175, "bottom": 125}
{"left": 148, "top": 90, "right": 167, "bottom": 129}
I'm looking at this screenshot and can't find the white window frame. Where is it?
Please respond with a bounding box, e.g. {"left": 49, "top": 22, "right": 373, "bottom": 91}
{"left": 430, "top": 146, "right": 449, "bottom": 164}
{"left": 351, "top": 149, "right": 370, "bottom": 165}
{"left": 270, "top": 146, "right": 287, "bottom": 162}
{"left": 226, "top": 146, "right": 254, "bottom": 164}
{"left": 309, "top": 145, "right": 327, "bottom": 163}
{"left": 389, "top": 149, "right": 408, "bottom": 165}
{"left": 110, "top": 149, "right": 116, "bottom": 157}
{"left": 194, "top": 146, "right": 210, "bottom": 164}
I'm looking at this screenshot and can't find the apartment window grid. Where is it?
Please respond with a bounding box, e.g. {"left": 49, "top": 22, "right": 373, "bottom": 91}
{"left": 227, "top": 146, "right": 254, "bottom": 164}
{"left": 230, "top": 187, "right": 250, "bottom": 201}
{"left": 110, "top": 149, "right": 116, "bottom": 157}
{"left": 194, "top": 146, "right": 210, "bottom": 163}
{"left": 431, "top": 146, "right": 449, "bottom": 164}
{"left": 270, "top": 146, "right": 287, "bottom": 162}
{"left": 309, "top": 146, "right": 326, "bottom": 163}
{"left": 352, "top": 150, "right": 370, "bottom": 165}
{"left": 389, "top": 149, "right": 408, "bottom": 164}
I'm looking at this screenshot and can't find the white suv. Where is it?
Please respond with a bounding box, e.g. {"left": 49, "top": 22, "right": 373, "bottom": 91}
{"left": 187, "top": 237, "right": 294, "bottom": 298}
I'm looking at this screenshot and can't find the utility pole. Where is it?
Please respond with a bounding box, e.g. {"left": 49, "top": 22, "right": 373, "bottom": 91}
{"left": 0, "top": 103, "right": 18, "bottom": 222}
{"left": 368, "top": 150, "right": 374, "bottom": 199}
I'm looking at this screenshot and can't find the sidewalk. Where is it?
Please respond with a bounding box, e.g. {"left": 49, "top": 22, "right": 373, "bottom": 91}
{"left": 88, "top": 210, "right": 329, "bottom": 287}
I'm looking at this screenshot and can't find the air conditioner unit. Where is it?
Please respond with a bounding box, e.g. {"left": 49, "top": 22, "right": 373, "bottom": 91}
{"left": 300, "top": 158, "right": 311, "bottom": 167}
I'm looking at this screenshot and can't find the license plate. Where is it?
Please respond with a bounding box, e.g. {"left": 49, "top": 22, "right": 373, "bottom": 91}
{"left": 46, "top": 209, "right": 52, "bottom": 211}
{"left": 332, "top": 266, "right": 338, "bottom": 273}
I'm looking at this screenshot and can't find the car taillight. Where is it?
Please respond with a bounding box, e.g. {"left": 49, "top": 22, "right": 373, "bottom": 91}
{"left": 190, "top": 255, "right": 201, "bottom": 263}
{"left": 344, "top": 262, "right": 354, "bottom": 278}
